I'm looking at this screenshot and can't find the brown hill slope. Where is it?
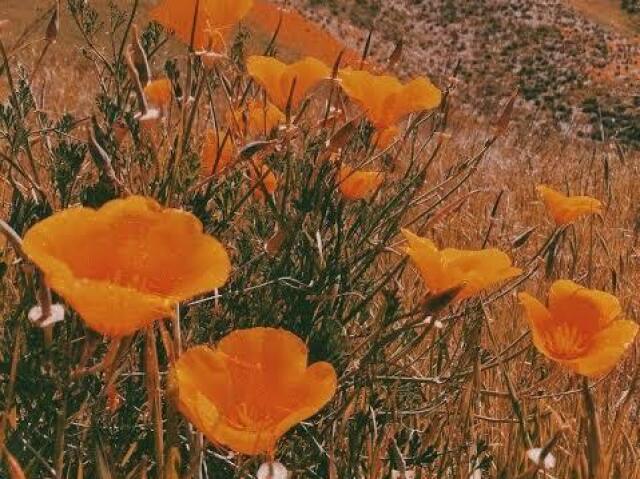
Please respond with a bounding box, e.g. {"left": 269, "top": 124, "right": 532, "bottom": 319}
{"left": 293, "top": 0, "right": 640, "bottom": 145}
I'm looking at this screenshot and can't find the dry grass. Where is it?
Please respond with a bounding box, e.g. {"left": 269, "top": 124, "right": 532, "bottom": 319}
{"left": 1, "top": 1, "right": 640, "bottom": 478}
{"left": 568, "top": 0, "right": 640, "bottom": 35}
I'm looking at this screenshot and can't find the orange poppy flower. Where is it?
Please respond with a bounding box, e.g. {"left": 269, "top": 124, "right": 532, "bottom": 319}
{"left": 144, "top": 78, "right": 172, "bottom": 109}
{"left": 150, "top": 0, "right": 253, "bottom": 51}
{"left": 171, "top": 327, "right": 337, "bottom": 455}
{"left": 338, "top": 69, "right": 441, "bottom": 131}
{"left": 372, "top": 126, "right": 399, "bottom": 149}
{"left": 245, "top": 0, "right": 363, "bottom": 69}
{"left": 338, "top": 165, "right": 384, "bottom": 200}
{"left": 250, "top": 161, "right": 278, "bottom": 200}
{"left": 519, "top": 280, "right": 638, "bottom": 377}
{"left": 22, "top": 196, "right": 231, "bottom": 336}
{"left": 537, "top": 185, "right": 602, "bottom": 226}
{"left": 201, "top": 129, "right": 235, "bottom": 175}
{"left": 402, "top": 229, "right": 522, "bottom": 301}
{"left": 246, "top": 56, "right": 330, "bottom": 110}
{"left": 228, "top": 100, "right": 284, "bottom": 138}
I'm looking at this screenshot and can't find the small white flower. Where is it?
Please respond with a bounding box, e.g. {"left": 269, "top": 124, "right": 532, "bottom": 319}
{"left": 28, "top": 304, "right": 65, "bottom": 328}
{"left": 527, "top": 448, "right": 556, "bottom": 469}
{"left": 434, "top": 319, "right": 444, "bottom": 329}
{"left": 257, "top": 462, "right": 288, "bottom": 479}
{"left": 391, "top": 470, "right": 416, "bottom": 479}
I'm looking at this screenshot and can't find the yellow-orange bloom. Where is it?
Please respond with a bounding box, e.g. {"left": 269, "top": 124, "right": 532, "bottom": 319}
{"left": 519, "top": 280, "right": 638, "bottom": 377}
{"left": 250, "top": 162, "right": 278, "bottom": 200}
{"left": 338, "top": 69, "right": 441, "bottom": 130}
{"left": 246, "top": 56, "right": 330, "bottom": 110}
{"left": 338, "top": 165, "right": 384, "bottom": 200}
{"left": 171, "top": 327, "right": 337, "bottom": 455}
{"left": 402, "top": 229, "right": 522, "bottom": 301}
{"left": 144, "top": 78, "right": 172, "bottom": 108}
{"left": 228, "top": 100, "right": 284, "bottom": 138}
{"left": 245, "top": 0, "right": 363, "bottom": 69}
{"left": 150, "top": 0, "right": 253, "bottom": 51}
{"left": 22, "top": 197, "right": 231, "bottom": 336}
{"left": 537, "top": 185, "right": 602, "bottom": 226}
{"left": 372, "top": 126, "right": 400, "bottom": 149}
{"left": 201, "top": 129, "right": 235, "bottom": 175}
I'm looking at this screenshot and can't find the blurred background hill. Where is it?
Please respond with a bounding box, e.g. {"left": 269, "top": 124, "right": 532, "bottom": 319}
{"left": 3, "top": 0, "right": 639, "bottom": 145}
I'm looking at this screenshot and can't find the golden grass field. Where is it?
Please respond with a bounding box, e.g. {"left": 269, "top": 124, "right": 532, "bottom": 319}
{"left": 1, "top": 1, "right": 640, "bottom": 478}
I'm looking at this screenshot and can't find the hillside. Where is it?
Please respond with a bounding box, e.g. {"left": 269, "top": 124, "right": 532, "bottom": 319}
{"left": 295, "top": 0, "right": 640, "bottom": 145}
{"left": 3, "top": 0, "right": 639, "bottom": 145}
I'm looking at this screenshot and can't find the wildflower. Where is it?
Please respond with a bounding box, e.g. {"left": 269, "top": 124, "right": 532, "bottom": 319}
{"left": 338, "top": 165, "right": 384, "bottom": 200}
{"left": 391, "top": 471, "right": 416, "bottom": 479}
{"left": 372, "top": 126, "right": 400, "bottom": 149}
{"left": 527, "top": 448, "right": 556, "bottom": 469}
{"left": 250, "top": 161, "right": 278, "bottom": 200}
{"left": 246, "top": 1, "right": 363, "bottom": 68}
{"left": 402, "top": 229, "right": 522, "bottom": 302}
{"left": 171, "top": 327, "right": 337, "bottom": 455}
{"left": 246, "top": 56, "right": 331, "bottom": 110}
{"left": 228, "top": 100, "right": 285, "bottom": 138}
{"left": 519, "top": 280, "right": 638, "bottom": 377}
{"left": 338, "top": 69, "right": 441, "bottom": 136}
{"left": 150, "top": 0, "right": 253, "bottom": 51}
{"left": 144, "top": 78, "right": 172, "bottom": 109}
{"left": 537, "top": 185, "right": 602, "bottom": 225}
{"left": 257, "top": 462, "right": 288, "bottom": 479}
{"left": 201, "top": 129, "right": 235, "bottom": 175}
{"left": 22, "top": 196, "right": 231, "bottom": 336}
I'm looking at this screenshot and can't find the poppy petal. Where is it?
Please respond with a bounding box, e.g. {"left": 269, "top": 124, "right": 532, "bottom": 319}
{"left": 564, "top": 319, "right": 639, "bottom": 377}
{"left": 338, "top": 166, "right": 384, "bottom": 200}
{"left": 549, "top": 280, "right": 614, "bottom": 334}
{"left": 518, "top": 292, "right": 555, "bottom": 358}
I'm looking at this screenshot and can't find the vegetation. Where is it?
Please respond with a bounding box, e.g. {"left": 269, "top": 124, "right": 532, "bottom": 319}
{"left": 0, "top": 1, "right": 639, "bottom": 478}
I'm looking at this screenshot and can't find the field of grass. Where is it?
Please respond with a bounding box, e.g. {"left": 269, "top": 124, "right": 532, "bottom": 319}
{"left": 1, "top": 1, "right": 640, "bottom": 478}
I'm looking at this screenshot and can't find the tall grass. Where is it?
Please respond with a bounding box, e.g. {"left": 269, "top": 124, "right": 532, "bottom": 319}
{"left": 0, "top": 2, "right": 639, "bottom": 478}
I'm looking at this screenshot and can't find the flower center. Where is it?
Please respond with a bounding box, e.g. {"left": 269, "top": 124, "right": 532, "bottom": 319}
{"left": 543, "top": 322, "right": 591, "bottom": 360}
